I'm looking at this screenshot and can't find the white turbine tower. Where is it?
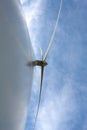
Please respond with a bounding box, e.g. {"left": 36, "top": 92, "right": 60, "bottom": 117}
{"left": 0, "top": 0, "right": 33, "bottom": 130}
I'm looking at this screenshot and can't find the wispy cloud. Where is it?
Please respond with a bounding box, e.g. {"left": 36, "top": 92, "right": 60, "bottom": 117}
{"left": 36, "top": 78, "right": 80, "bottom": 130}
{"left": 23, "top": 0, "right": 42, "bottom": 26}
{"left": 21, "top": 0, "right": 45, "bottom": 58}
{"left": 33, "top": 0, "right": 87, "bottom": 130}
{"left": 23, "top": 0, "right": 87, "bottom": 130}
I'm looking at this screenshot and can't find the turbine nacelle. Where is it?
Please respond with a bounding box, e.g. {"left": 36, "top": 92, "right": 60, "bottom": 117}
{"left": 27, "top": 60, "right": 48, "bottom": 67}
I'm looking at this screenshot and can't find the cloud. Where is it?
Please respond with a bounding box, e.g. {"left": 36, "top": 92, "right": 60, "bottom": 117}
{"left": 36, "top": 78, "right": 80, "bottom": 130}
{"left": 0, "top": 0, "right": 33, "bottom": 130}
{"left": 22, "top": 0, "right": 43, "bottom": 27}
{"left": 20, "top": 0, "right": 47, "bottom": 59}
{"left": 25, "top": 0, "right": 87, "bottom": 130}
{"left": 23, "top": 0, "right": 87, "bottom": 130}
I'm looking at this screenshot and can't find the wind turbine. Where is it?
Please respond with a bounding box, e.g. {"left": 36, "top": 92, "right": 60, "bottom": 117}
{"left": 27, "top": 0, "right": 62, "bottom": 129}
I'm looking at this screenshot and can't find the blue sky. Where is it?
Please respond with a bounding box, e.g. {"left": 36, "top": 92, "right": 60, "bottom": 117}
{"left": 20, "top": 0, "right": 87, "bottom": 130}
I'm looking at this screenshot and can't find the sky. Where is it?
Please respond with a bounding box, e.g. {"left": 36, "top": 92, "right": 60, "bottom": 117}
{"left": 0, "top": 0, "right": 87, "bottom": 130}
{"left": 20, "top": 0, "right": 87, "bottom": 130}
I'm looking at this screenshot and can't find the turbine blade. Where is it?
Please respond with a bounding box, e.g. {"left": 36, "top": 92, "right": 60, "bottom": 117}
{"left": 34, "top": 66, "right": 44, "bottom": 130}
{"left": 39, "top": 46, "right": 43, "bottom": 60}
{"left": 43, "top": 0, "right": 62, "bottom": 61}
